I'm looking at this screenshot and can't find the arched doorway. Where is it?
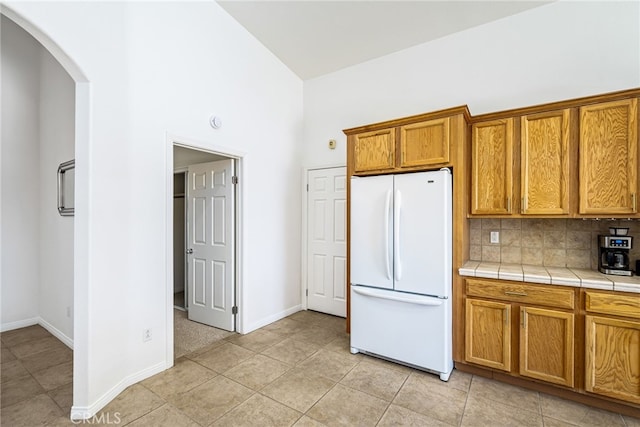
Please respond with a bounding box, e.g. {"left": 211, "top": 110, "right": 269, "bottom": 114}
{"left": 1, "top": 5, "right": 90, "bottom": 421}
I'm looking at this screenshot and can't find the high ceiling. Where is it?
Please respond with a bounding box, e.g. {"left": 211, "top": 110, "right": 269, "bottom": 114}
{"left": 217, "top": 1, "right": 551, "bottom": 80}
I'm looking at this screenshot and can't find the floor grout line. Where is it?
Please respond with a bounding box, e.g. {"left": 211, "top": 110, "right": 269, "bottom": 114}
{"left": 3, "top": 314, "right": 640, "bottom": 426}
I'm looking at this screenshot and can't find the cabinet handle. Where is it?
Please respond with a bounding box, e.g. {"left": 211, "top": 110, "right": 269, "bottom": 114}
{"left": 633, "top": 193, "right": 637, "bottom": 212}
{"left": 521, "top": 308, "right": 526, "bottom": 329}
{"left": 507, "top": 197, "right": 511, "bottom": 213}
{"left": 505, "top": 291, "right": 528, "bottom": 297}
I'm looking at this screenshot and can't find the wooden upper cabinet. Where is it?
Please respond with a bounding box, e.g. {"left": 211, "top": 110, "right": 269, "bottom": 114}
{"left": 399, "top": 118, "right": 450, "bottom": 168}
{"left": 519, "top": 306, "right": 574, "bottom": 387}
{"left": 521, "top": 110, "right": 570, "bottom": 215}
{"left": 352, "top": 128, "right": 396, "bottom": 173}
{"left": 471, "top": 119, "right": 514, "bottom": 214}
{"left": 350, "top": 116, "right": 455, "bottom": 174}
{"left": 579, "top": 98, "right": 638, "bottom": 215}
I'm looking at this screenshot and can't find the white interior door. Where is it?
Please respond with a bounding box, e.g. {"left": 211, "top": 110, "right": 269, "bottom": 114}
{"left": 307, "top": 167, "right": 347, "bottom": 317}
{"left": 187, "top": 159, "right": 235, "bottom": 331}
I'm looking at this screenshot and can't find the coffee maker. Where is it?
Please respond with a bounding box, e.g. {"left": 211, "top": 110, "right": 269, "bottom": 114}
{"left": 598, "top": 235, "right": 633, "bottom": 276}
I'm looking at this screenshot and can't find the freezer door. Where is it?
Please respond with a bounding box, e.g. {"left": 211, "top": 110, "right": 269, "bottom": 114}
{"left": 350, "top": 175, "right": 394, "bottom": 290}
{"left": 350, "top": 285, "right": 453, "bottom": 376}
{"left": 393, "top": 170, "right": 452, "bottom": 297}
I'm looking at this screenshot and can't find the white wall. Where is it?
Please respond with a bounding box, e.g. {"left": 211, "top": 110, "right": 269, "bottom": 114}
{"left": 4, "top": 1, "right": 303, "bottom": 418}
{"left": 302, "top": 1, "right": 640, "bottom": 167}
{"left": 1, "top": 16, "right": 42, "bottom": 330}
{"left": 38, "top": 46, "right": 75, "bottom": 342}
{"left": 1, "top": 15, "right": 75, "bottom": 343}
{"left": 124, "top": 2, "right": 304, "bottom": 339}
{"left": 173, "top": 146, "right": 225, "bottom": 170}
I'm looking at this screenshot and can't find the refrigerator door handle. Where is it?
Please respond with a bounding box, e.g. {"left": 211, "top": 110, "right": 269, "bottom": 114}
{"left": 352, "top": 286, "right": 443, "bottom": 306}
{"left": 394, "top": 189, "right": 402, "bottom": 282}
{"left": 384, "top": 189, "right": 392, "bottom": 280}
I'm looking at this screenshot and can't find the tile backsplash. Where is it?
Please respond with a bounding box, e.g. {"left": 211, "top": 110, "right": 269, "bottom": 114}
{"left": 469, "top": 218, "right": 640, "bottom": 271}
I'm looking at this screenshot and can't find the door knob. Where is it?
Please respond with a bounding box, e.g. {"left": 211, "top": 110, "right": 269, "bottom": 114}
{"left": 186, "top": 248, "right": 193, "bottom": 254}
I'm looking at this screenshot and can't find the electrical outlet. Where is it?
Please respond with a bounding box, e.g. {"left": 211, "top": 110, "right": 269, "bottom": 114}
{"left": 490, "top": 231, "right": 500, "bottom": 244}
{"left": 143, "top": 328, "right": 152, "bottom": 342}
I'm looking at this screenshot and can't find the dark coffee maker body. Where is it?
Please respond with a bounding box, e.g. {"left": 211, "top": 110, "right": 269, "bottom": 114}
{"left": 598, "top": 235, "right": 633, "bottom": 276}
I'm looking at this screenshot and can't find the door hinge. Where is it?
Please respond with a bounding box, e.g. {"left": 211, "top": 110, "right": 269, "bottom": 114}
{"left": 232, "top": 306, "right": 238, "bottom": 315}
{"left": 306, "top": 289, "right": 308, "bottom": 296}
{"left": 232, "top": 176, "right": 238, "bottom": 185}
{"left": 306, "top": 184, "right": 309, "bottom": 192}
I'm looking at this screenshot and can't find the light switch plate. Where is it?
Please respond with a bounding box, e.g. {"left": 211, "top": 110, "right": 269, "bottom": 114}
{"left": 490, "top": 231, "right": 500, "bottom": 244}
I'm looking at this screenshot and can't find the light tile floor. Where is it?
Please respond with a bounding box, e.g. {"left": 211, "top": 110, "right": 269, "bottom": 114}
{"left": 1, "top": 310, "right": 639, "bottom": 426}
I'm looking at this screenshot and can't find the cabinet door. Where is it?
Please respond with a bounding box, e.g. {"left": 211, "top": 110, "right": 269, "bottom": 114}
{"left": 520, "top": 307, "right": 574, "bottom": 387}
{"left": 399, "top": 118, "right": 450, "bottom": 168}
{"left": 465, "top": 298, "right": 511, "bottom": 371}
{"left": 521, "top": 110, "right": 570, "bottom": 215}
{"left": 352, "top": 129, "right": 396, "bottom": 173}
{"left": 579, "top": 98, "right": 638, "bottom": 214}
{"left": 471, "top": 119, "right": 514, "bottom": 214}
{"left": 585, "top": 315, "right": 640, "bottom": 404}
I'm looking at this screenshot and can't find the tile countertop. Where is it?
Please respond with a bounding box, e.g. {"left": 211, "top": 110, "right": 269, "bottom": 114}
{"left": 459, "top": 261, "right": 640, "bottom": 294}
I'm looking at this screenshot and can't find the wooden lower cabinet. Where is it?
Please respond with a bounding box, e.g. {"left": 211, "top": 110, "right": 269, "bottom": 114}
{"left": 465, "top": 299, "right": 511, "bottom": 371}
{"left": 463, "top": 281, "right": 640, "bottom": 412}
{"left": 464, "top": 278, "right": 576, "bottom": 388}
{"left": 520, "top": 306, "right": 574, "bottom": 387}
{"left": 585, "top": 314, "right": 640, "bottom": 404}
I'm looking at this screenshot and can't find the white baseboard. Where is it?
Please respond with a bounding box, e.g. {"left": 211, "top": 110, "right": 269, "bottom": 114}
{"left": 1, "top": 317, "right": 39, "bottom": 332}
{"left": 38, "top": 317, "right": 73, "bottom": 350}
{"left": 0, "top": 317, "right": 74, "bottom": 349}
{"left": 242, "top": 304, "right": 301, "bottom": 334}
{"left": 70, "top": 360, "right": 168, "bottom": 421}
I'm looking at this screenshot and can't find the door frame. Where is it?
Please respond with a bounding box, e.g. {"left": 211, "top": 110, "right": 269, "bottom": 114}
{"left": 173, "top": 169, "right": 187, "bottom": 311}
{"left": 300, "top": 164, "right": 347, "bottom": 311}
{"left": 166, "top": 134, "right": 246, "bottom": 365}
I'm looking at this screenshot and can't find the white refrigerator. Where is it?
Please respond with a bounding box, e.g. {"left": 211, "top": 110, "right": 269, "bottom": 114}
{"left": 350, "top": 169, "right": 453, "bottom": 381}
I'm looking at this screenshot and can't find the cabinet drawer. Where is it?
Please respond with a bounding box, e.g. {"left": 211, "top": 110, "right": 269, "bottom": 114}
{"left": 466, "top": 278, "right": 575, "bottom": 310}
{"left": 585, "top": 291, "right": 640, "bottom": 319}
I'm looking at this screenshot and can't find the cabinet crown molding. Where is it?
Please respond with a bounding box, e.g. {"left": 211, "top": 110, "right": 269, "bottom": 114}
{"left": 343, "top": 105, "right": 471, "bottom": 135}
{"left": 342, "top": 88, "right": 640, "bottom": 133}
{"left": 470, "top": 87, "right": 640, "bottom": 123}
